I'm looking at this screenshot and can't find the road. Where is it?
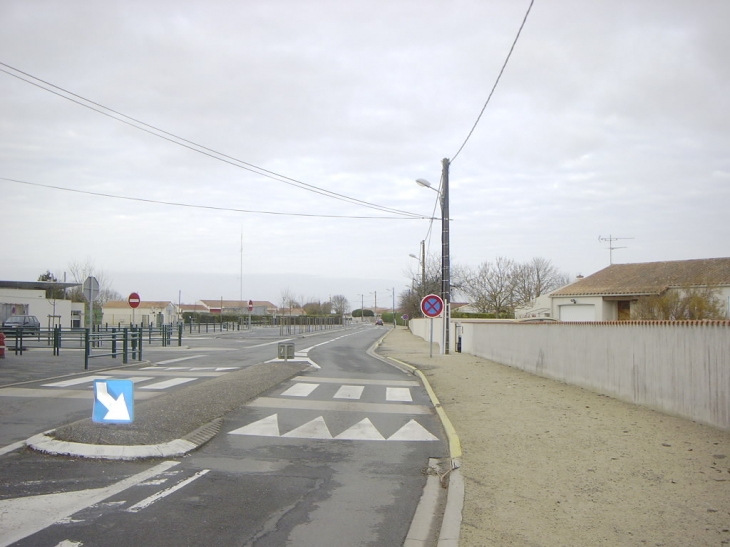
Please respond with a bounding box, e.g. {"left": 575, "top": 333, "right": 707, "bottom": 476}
{"left": 0, "top": 324, "right": 449, "bottom": 546}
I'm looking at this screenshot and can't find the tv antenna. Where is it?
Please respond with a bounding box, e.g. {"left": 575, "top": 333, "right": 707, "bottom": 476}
{"left": 598, "top": 234, "right": 633, "bottom": 264}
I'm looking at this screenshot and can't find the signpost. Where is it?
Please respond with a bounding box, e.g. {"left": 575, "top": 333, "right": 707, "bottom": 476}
{"left": 247, "top": 299, "right": 253, "bottom": 329}
{"left": 420, "top": 294, "right": 444, "bottom": 358}
{"left": 128, "top": 292, "right": 141, "bottom": 325}
{"left": 82, "top": 276, "right": 99, "bottom": 329}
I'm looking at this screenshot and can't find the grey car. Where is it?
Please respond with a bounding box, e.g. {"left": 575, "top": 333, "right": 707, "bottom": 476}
{"left": 1, "top": 315, "right": 41, "bottom": 334}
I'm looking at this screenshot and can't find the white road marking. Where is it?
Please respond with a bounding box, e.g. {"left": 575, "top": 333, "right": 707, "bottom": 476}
{"left": 138, "top": 377, "right": 196, "bottom": 390}
{"left": 388, "top": 420, "right": 439, "bottom": 441}
{"left": 335, "top": 418, "right": 385, "bottom": 440}
{"left": 229, "top": 414, "right": 438, "bottom": 442}
{"left": 0, "top": 440, "right": 26, "bottom": 456}
{"left": 0, "top": 461, "right": 180, "bottom": 547}
{"left": 281, "top": 383, "right": 319, "bottom": 397}
{"left": 333, "top": 385, "right": 365, "bottom": 399}
{"left": 126, "top": 469, "right": 210, "bottom": 513}
{"left": 292, "top": 376, "right": 419, "bottom": 387}
{"left": 249, "top": 397, "right": 431, "bottom": 414}
{"left": 386, "top": 387, "right": 413, "bottom": 402}
{"left": 153, "top": 355, "right": 205, "bottom": 365}
{"left": 282, "top": 417, "right": 332, "bottom": 439}
{"left": 229, "top": 414, "right": 281, "bottom": 437}
{"left": 42, "top": 376, "right": 111, "bottom": 388}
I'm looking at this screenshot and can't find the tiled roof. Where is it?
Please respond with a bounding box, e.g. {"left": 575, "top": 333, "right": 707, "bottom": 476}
{"left": 551, "top": 258, "right": 730, "bottom": 297}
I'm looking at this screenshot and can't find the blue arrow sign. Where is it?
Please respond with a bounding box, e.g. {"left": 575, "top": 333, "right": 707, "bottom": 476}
{"left": 93, "top": 379, "right": 134, "bottom": 423}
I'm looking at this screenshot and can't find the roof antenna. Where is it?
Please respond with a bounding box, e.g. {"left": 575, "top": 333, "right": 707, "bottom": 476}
{"left": 598, "top": 234, "right": 633, "bottom": 265}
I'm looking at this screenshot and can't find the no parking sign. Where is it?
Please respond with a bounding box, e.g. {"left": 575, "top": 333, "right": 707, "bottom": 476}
{"left": 420, "top": 294, "right": 444, "bottom": 318}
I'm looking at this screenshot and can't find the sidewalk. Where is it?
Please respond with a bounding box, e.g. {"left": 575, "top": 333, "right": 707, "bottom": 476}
{"left": 377, "top": 327, "right": 730, "bottom": 547}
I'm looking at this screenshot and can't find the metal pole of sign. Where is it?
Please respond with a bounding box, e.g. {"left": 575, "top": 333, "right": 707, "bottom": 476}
{"left": 429, "top": 317, "right": 434, "bottom": 358}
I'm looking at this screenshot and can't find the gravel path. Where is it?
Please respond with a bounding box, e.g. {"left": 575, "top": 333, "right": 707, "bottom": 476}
{"left": 377, "top": 327, "right": 730, "bottom": 547}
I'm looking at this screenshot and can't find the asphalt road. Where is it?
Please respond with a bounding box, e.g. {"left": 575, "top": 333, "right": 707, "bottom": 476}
{"left": 0, "top": 324, "right": 449, "bottom": 546}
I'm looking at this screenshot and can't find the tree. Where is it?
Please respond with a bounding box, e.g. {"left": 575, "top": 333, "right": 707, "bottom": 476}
{"left": 37, "top": 270, "right": 66, "bottom": 300}
{"left": 65, "top": 259, "right": 120, "bottom": 306}
{"left": 401, "top": 253, "right": 442, "bottom": 319}
{"left": 302, "top": 300, "right": 332, "bottom": 316}
{"left": 279, "top": 288, "right": 300, "bottom": 314}
{"left": 512, "top": 257, "right": 570, "bottom": 307}
{"left": 460, "top": 257, "right": 517, "bottom": 317}
{"left": 330, "top": 294, "right": 349, "bottom": 316}
{"left": 633, "top": 286, "right": 726, "bottom": 320}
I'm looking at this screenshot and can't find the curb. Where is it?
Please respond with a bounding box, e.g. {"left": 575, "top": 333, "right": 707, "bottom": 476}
{"left": 372, "top": 328, "right": 464, "bottom": 547}
{"left": 26, "top": 418, "right": 223, "bottom": 460}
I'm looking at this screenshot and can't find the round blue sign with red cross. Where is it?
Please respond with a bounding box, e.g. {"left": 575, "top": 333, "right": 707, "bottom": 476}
{"left": 420, "top": 294, "right": 444, "bottom": 318}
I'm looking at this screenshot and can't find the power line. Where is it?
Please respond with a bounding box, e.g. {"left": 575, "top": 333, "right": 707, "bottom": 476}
{"left": 0, "top": 62, "right": 424, "bottom": 219}
{"left": 451, "top": 0, "right": 535, "bottom": 162}
{"left": 0, "top": 177, "right": 433, "bottom": 220}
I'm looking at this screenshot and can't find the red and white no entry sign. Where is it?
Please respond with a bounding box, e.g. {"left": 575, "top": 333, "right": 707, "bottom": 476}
{"left": 128, "top": 292, "right": 141, "bottom": 309}
{"left": 420, "top": 294, "right": 444, "bottom": 318}
{"left": 248, "top": 300, "right": 254, "bottom": 312}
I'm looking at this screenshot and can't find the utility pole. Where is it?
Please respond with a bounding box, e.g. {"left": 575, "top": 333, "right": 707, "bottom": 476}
{"left": 441, "top": 158, "right": 451, "bottom": 354}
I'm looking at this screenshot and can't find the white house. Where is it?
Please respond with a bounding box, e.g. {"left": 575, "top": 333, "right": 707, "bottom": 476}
{"left": 102, "top": 300, "right": 177, "bottom": 326}
{"left": 0, "top": 281, "right": 84, "bottom": 328}
{"left": 549, "top": 258, "right": 730, "bottom": 321}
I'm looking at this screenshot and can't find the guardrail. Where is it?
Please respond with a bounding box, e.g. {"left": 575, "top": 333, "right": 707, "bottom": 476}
{"left": 83, "top": 327, "right": 144, "bottom": 370}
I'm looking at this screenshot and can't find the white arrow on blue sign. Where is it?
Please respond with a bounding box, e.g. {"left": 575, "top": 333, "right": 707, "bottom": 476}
{"left": 93, "top": 379, "right": 134, "bottom": 423}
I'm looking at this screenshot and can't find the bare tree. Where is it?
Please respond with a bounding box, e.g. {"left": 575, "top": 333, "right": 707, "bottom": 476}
{"left": 279, "top": 288, "right": 299, "bottom": 314}
{"left": 65, "top": 259, "right": 119, "bottom": 306}
{"left": 461, "top": 257, "right": 517, "bottom": 317}
{"left": 512, "top": 257, "right": 570, "bottom": 307}
{"left": 400, "top": 253, "right": 442, "bottom": 319}
{"left": 330, "top": 294, "right": 349, "bottom": 316}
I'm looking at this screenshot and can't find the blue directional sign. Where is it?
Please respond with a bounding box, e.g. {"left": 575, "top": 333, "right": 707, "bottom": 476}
{"left": 93, "top": 379, "right": 134, "bottom": 424}
{"left": 420, "top": 294, "right": 444, "bottom": 318}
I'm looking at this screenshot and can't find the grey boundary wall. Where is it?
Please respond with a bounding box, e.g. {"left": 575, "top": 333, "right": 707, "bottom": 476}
{"left": 409, "top": 318, "right": 730, "bottom": 431}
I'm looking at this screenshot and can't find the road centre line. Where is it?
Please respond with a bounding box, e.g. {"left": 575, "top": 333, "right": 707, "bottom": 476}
{"left": 292, "top": 376, "right": 419, "bottom": 387}
{"left": 248, "top": 397, "right": 431, "bottom": 415}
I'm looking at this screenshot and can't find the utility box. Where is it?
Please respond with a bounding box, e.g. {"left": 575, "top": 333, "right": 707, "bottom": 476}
{"left": 277, "top": 342, "right": 295, "bottom": 360}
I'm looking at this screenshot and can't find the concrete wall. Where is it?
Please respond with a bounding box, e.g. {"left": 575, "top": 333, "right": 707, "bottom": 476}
{"left": 410, "top": 318, "right": 730, "bottom": 431}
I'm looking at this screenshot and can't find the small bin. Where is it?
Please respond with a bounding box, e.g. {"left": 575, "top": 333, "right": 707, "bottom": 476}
{"left": 277, "top": 342, "right": 295, "bottom": 360}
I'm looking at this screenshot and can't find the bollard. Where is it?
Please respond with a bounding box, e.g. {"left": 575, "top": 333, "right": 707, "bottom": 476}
{"left": 0, "top": 332, "right": 5, "bottom": 359}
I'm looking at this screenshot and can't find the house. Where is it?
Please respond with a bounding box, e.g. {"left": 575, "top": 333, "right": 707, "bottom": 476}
{"left": 549, "top": 258, "right": 730, "bottom": 321}
{"left": 0, "top": 280, "right": 84, "bottom": 328}
{"left": 102, "top": 300, "right": 177, "bottom": 326}
{"left": 198, "top": 300, "right": 277, "bottom": 316}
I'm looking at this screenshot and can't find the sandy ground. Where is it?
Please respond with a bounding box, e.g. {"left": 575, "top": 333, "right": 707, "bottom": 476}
{"left": 377, "top": 327, "right": 730, "bottom": 547}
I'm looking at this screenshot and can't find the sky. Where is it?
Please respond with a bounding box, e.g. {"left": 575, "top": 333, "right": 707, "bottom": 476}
{"left": 1, "top": 1, "right": 728, "bottom": 311}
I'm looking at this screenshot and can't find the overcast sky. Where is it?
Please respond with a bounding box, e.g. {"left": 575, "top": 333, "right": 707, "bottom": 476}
{"left": 2, "top": 1, "right": 728, "bottom": 310}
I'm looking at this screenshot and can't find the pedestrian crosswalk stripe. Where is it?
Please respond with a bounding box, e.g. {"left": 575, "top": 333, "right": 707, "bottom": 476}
{"left": 334, "top": 385, "right": 365, "bottom": 399}
{"left": 386, "top": 387, "right": 413, "bottom": 402}
{"left": 228, "top": 414, "right": 439, "bottom": 442}
{"left": 139, "top": 377, "right": 196, "bottom": 390}
{"left": 281, "top": 383, "right": 319, "bottom": 397}
{"left": 282, "top": 416, "right": 332, "bottom": 439}
{"left": 42, "top": 376, "right": 111, "bottom": 388}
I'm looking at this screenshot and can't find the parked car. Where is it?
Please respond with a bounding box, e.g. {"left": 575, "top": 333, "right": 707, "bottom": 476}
{"left": 1, "top": 315, "right": 41, "bottom": 334}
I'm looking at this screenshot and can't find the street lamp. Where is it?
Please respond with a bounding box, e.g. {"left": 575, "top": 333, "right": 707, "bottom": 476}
{"left": 386, "top": 287, "right": 396, "bottom": 327}
{"left": 416, "top": 158, "right": 451, "bottom": 354}
{"left": 409, "top": 240, "right": 426, "bottom": 297}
